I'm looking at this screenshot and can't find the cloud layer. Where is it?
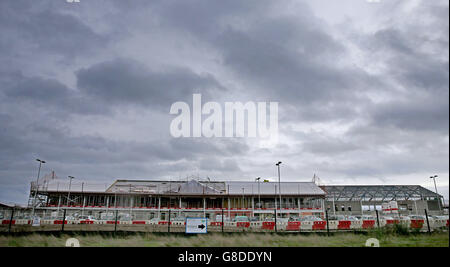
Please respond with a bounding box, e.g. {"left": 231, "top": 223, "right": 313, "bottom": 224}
{"left": 0, "top": 0, "right": 448, "bottom": 204}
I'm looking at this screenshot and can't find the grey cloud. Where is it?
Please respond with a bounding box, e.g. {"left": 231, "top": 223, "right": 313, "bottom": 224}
{"left": 0, "top": 0, "right": 108, "bottom": 59}
{"left": 2, "top": 73, "right": 109, "bottom": 115}
{"left": 0, "top": 0, "right": 448, "bottom": 204}
{"left": 76, "top": 58, "right": 225, "bottom": 108}
{"left": 370, "top": 98, "right": 449, "bottom": 133}
{"left": 199, "top": 157, "right": 241, "bottom": 172}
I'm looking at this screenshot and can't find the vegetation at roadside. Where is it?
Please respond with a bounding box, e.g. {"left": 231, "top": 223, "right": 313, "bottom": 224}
{"left": 0, "top": 231, "right": 448, "bottom": 247}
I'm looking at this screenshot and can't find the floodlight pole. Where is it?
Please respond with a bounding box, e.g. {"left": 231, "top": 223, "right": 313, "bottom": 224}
{"left": 276, "top": 162, "right": 282, "bottom": 211}
{"left": 32, "top": 159, "right": 46, "bottom": 218}
{"left": 430, "top": 175, "right": 441, "bottom": 211}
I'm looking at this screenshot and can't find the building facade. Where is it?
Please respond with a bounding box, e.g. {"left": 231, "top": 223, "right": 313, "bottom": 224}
{"left": 28, "top": 179, "right": 326, "bottom": 220}
{"left": 23, "top": 177, "right": 445, "bottom": 221}
{"left": 321, "top": 185, "right": 445, "bottom": 216}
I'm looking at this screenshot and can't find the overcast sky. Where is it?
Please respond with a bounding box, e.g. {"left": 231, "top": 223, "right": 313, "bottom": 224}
{"left": 0, "top": 0, "right": 448, "bottom": 205}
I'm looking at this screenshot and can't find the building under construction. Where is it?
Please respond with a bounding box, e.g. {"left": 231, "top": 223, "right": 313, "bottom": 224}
{"left": 321, "top": 185, "right": 445, "bottom": 216}
{"left": 26, "top": 176, "right": 327, "bottom": 220}
{"left": 21, "top": 172, "right": 446, "bottom": 221}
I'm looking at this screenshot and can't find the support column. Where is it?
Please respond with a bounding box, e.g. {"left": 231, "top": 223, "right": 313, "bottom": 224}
{"left": 106, "top": 196, "right": 109, "bottom": 215}
{"left": 252, "top": 197, "right": 254, "bottom": 217}
{"left": 332, "top": 197, "right": 336, "bottom": 215}
{"left": 228, "top": 197, "right": 231, "bottom": 219}
{"left": 130, "top": 196, "right": 134, "bottom": 220}
{"left": 82, "top": 196, "right": 86, "bottom": 216}
{"left": 322, "top": 198, "right": 325, "bottom": 217}
{"left": 298, "top": 198, "right": 301, "bottom": 216}
{"left": 360, "top": 199, "right": 363, "bottom": 217}
{"left": 203, "top": 197, "right": 206, "bottom": 218}
{"left": 57, "top": 195, "right": 61, "bottom": 212}
{"left": 158, "top": 196, "right": 161, "bottom": 219}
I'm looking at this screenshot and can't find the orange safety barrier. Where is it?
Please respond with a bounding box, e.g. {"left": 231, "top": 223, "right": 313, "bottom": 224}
{"left": 312, "top": 221, "right": 326, "bottom": 230}
{"left": 362, "top": 220, "right": 376, "bottom": 229}
{"left": 410, "top": 219, "right": 424, "bottom": 229}
{"left": 236, "top": 222, "right": 250, "bottom": 228}
{"left": 337, "top": 220, "right": 351, "bottom": 230}
{"left": 286, "top": 221, "right": 301, "bottom": 231}
{"left": 132, "top": 221, "right": 146, "bottom": 225}
{"left": 262, "top": 222, "right": 275, "bottom": 230}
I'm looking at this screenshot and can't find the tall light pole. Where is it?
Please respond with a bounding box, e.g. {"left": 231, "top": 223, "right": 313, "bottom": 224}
{"left": 67, "top": 176, "right": 75, "bottom": 206}
{"left": 32, "top": 159, "right": 46, "bottom": 217}
{"left": 255, "top": 177, "right": 261, "bottom": 209}
{"left": 276, "top": 162, "right": 282, "bottom": 210}
{"left": 430, "top": 175, "right": 441, "bottom": 211}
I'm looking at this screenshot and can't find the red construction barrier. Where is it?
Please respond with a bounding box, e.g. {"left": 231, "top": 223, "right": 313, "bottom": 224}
{"left": 158, "top": 221, "right": 171, "bottom": 225}
{"left": 362, "top": 220, "right": 375, "bottom": 229}
{"left": 410, "top": 220, "right": 424, "bottom": 229}
{"left": 54, "top": 220, "right": 67, "bottom": 224}
{"left": 447, "top": 220, "right": 449, "bottom": 227}
{"left": 106, "top": 221, "right": 118, "bottom": 224}
{"left": 312, "top": 221, "right": 326, "bottom": 230}
{"left": 286, "top": 221, "right": 301, "bottom": 231}
{"left": 262, "top": 222, "right": 275, "bottom": 230}
{"left": 132, "top": 221, "right": 146, "bottom": 225}
{"left": 338, "top": 220, "right": 351, "bottom": 230}
{"left": 386, "top": 219, "right": 400, "bottom": 225}
{"left": 237, "top": 222, "right": 250, "bottom": 228}
{"left": 2, "top": 220, "right": 15, "bottom": 225}
{"left": 79, "top": 220, "right": 94, "bottom": 224}
{"left": 210, "top": 222, "right": 223, "bottom": 226}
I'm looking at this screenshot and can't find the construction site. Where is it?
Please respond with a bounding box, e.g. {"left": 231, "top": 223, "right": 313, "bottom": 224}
{"left": 0, "top": 172, "right": 448, "bottom": 233}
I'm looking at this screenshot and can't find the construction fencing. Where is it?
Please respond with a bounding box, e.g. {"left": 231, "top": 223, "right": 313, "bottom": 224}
{"left": 0, "top": 208, "right": 448, "bottom": 234}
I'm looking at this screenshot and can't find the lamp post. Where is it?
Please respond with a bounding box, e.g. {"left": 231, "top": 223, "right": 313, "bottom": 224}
{"left": 32, "top": 159, "right": 46, "bottom": 217}
{"left": 255, "top": 177, "right": 261, "bottom": 209}
{"left": 430, "top": 175, "right": 441, "bottom": 211}
{"left": 276, "top": 162, "right": 282, "bottom": 210}
{"left": 67, "top": 176, "right": 75, "bottom": 206}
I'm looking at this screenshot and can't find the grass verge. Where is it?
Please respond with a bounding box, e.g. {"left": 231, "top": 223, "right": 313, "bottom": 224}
{"left": 0, "top": 232, "right": 448, "bottom": 247}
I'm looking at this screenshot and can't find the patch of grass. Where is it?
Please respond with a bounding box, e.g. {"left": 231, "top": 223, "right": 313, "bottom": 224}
{"left": 0, "top": 232, "right": 448, "bottom": 247}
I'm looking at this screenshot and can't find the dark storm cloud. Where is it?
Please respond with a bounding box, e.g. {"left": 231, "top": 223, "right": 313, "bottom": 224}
{"left": 0, "top": 0, "right": 448, "bottom": 203}
{"left": 369, "top": 98, "right": 449, "bottom": 133}
{"left": 3, "top": 73, "right": 108, "bottom": 115}
{"left": 353, "top": 0, "right": 449, "bottom": 134}
{"left": 1, "top": 57, "right": 225, "bottom": 116}
{"left": 76, "top": 58, "right": 225, "bottom": 108}
{"left": 152, "top": 0, "right": 370, "bottom": 107}
{"left": 0, "top": 0, "right": 108, "bottom": 59}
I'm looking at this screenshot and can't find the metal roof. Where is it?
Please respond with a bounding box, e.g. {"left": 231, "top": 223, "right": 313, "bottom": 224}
{"left": 39, "top": 180, "right": 110, "bottom": 193}
{"left": 36, "top": 179, "right": 437, "bottom": 200}
{"left": 36, "top": 179, "right": 325, "bottom": 196}
{"left": 321, "top": 185, "right": 442, "bottom": 201}
{"left": 226, "top": 181, "right": 325, "bottom": 196}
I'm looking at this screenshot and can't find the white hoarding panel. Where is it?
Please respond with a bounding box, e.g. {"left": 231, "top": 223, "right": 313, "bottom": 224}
{"left": 185, "top": 217, "right": 207, "bottom": 234}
